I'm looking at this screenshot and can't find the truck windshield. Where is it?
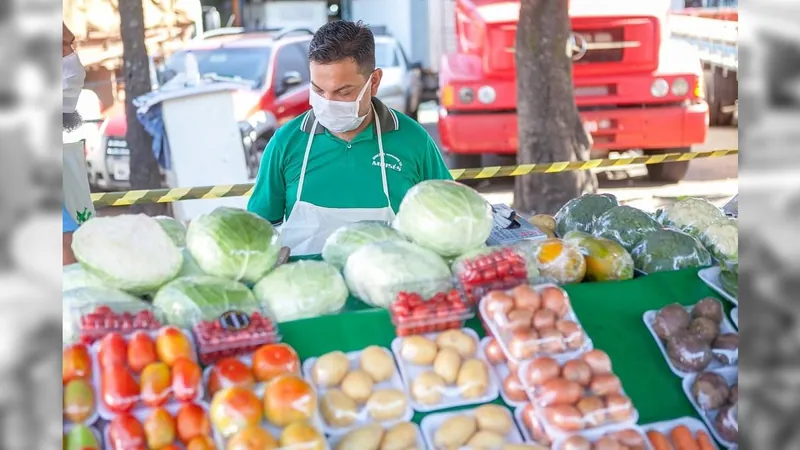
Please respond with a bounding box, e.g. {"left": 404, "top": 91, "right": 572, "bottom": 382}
{"left": 166, "top": 47, "right": 273, "bottom": 87}
{"left": 375, "top": 42, "right": 400, "bottom": 68}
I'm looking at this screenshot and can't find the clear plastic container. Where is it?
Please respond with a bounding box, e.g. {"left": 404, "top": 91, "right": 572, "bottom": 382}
{"left": 390, "top": 328, "right": 500, "bottom": 412}
{"left": 63, "top": 342, "right": 99, "bottom": 428}
{"left": 682, "top": 367, "right": 738, "bottom": 448}
{"left": 515, "top": 404, "right": 555, "bottom": 447}
{"left": 552, "top": 425, "right": 652, "bottom": 450}
{"left": 478, "top": 284, "right": 593, "bottom": 364}
{"left": 388, "top": 278, "right": 475, "bottom": 337}
{"left": 104, "top": 402, "right": 212, "bottom": 450}
{"left": 301, "top": 347, "right": 413, "bottom": 435}
{"left": 452, "top": 244, "right": 543, "bottom": 304}
{"left": 641, "top": 417, "right": 720, "bottom": 450}
{"left": 67, "top": 291, "right": 161, "bottom": 344}
{"left": 731, "top": 307, "right": 738, "bottom": 328}
{"left": 91, "top": 326, "right": 203, "bottom": 419}
{"left": 420, "top": 405, "right": 525, "bottom": 449}
{"left": 327, "top": 422, "right": 425, "bottom": 450}
{"left": 479, "top": 337, "right": 527, "bottom": 407}
{"left": 191, "top": 308, "right": 280, "bottom": 366}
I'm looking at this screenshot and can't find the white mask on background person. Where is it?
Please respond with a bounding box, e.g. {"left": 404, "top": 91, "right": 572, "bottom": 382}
{"left": 309, "top": 74, "right": 373, "bottom": 132}
{"left": 62, "top": 52, "right": 86, "bottom": 113}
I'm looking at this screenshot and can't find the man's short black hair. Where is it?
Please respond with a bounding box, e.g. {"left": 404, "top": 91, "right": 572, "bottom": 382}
{"left": 63, "top": 112, "right": 82, "bottom": 132}
{"left": 308, "top": 20, "right": 375, "bottom": 77}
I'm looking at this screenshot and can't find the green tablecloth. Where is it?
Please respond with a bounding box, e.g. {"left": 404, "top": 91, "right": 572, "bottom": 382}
{"left": 277, "top": 267, "right": 731, "bottom": 426}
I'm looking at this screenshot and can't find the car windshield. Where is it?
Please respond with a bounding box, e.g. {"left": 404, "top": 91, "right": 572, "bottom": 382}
{"left": 166, "top": 47, "right": 272, "bottom": 87}
{"left": 375, "top": 42, "right": 400, "bottom": 68}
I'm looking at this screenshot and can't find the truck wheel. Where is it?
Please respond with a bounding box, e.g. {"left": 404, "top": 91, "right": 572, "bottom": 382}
{"left": 646, "top": 148, "right": 691, "bottom": 183}
{"left": 444, "top": 152, "right": 482, "bottom": 186}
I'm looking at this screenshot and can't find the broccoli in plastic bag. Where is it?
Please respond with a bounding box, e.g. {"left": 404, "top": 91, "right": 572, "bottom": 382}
{"left": 631, "top": 228, "right": 713, "bottom": 274}
{"left": 655, "top": 197, "right": 725, "bottom": 237}
{"left": 592, "top": 205, "right": 662, "bottom": 252}
{"left": 554, "top": 193, "right": 619, "bottom": 237}
{"left": 563, "top": 231, "right": 634, "bottom": 281}
{"left": 700, "top": 217, "right": 738, "bottom": 265}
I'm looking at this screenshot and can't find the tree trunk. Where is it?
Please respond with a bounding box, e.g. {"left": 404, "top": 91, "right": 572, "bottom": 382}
{"left": 119, "top": 0, "right": 166, "bottom": 215}
{"left": 514, "top": 0, "right": 596, "bottom": 216}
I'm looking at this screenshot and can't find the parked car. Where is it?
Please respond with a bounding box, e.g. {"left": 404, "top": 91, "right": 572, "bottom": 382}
{"left": 374, "top": 34, "right": 423, "bottom": 119}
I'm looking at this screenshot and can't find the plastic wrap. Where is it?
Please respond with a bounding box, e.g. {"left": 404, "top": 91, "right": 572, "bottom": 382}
{"left": 682, "top": 367, "right": 738, "bottom": 448}
{"left": 452, "top": 243, "right": 548, "bottom": 304}
{"left": 328, "top": 422, "right": 424, "bottom": 450}
{"left": 591, "top": 205, "right": 662, "bottom": 252}
{"left": 254, "top": 260, "right": 348, "bottom": 323}
{"left": 64, "top": 287, "right": 161, "bottom": 344}
{"left": 63, "top": 343, "right": 98, "bottom": 428}
{"left": 63, "top": 424, "right": 101, "bottom": 450}
{"left": 63, "top": 263, "right": 107, "bottom": 291}
{"left": 203, "top": 343, "right": 300, "bottom": 400}
{"left": 393, "top": 180, "right": 494, "bottom": 257}
{"left": 420, "top": 405, "right": 525, "bottom": 449}
{"left": 699, "top": 216, "right": 738, "bottom": 265}
{"left": 554, "top": 193, "right": 619, "bottom": 237}
{"left": 531, "top": 238, "right": 588, "bottom": 284}
{"left": 105, "top": 402, "right": 211, "bottom": 450}
{"left": 655, "top": 197, "right": 725, "bottom": 237}
{"left": 343, "top": 240, "right": 451, "bottom": 308}
{"left": 186, "top": 207, "right": 282, "bottom": 284}
{"left": 153, "top": 215, "right": 187, "bottom": 248}
{"left": 391, "top": 329, "right": 500, "bottom": 412}
{"left": 479, "top": 284, "right": 593, "bottom": 364}
{"left": 631, "top": 228, "right": 713, "bottom": 274}
{"left": 563, "top": 231, "right": 634, "bottom": 281}
{"left": 642, "top": 417, "right": 720, "bottom": 450}
{"left": 388, "top": 279, "right": 474, "bottom": 336}
{"left": 698, "top": 267, "right": 738, "bottom": 305}
{"left": 553, "top": 427, "right": 650, "bottom": 450}
{"left": 480, "top": 338, "right": 527, "bottom": 406}
{"left": 321, "top": 221, "right": 407, "bottom": 270}
{"left": 516, "top": 404, "right": 554, "bottom": 447}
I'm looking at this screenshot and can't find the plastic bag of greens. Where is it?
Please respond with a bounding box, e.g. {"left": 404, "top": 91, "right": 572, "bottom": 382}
{"left": 631, "top": 228, "right": 713, "bottom": 274}
{"left": 563, "top": 231, "right": 634, "bottom": 281}
{"left": 154, "top": 216, "right": 187, "bottom": 248}
{"left": 63, "top": 286, "right": 157, "bottom": 344}
{"left": 322, "top": 221, "right": 406, "bottom": 270}
{"left": 592, "top": 205, "right": 662, "bottom": 252}
{"left": 655, "top": 197, "right": 725, "bottom": 237}
{"left": 554, "top": 193, "right": 619, "bottom": 237}
{"left": 700, "top": 216, "right": 738, "bottom": 265}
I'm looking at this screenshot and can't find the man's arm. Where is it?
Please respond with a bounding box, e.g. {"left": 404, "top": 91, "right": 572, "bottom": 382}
{"left": 421, "top": 134, "right": 454, "bottom": 181}
{"left": 247, "top": 137, "right": 286, "bottom": 225}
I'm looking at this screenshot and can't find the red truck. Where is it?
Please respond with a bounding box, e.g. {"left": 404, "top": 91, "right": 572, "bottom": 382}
{"left": 437, "top": 0, "right": 709, "bottom": 182}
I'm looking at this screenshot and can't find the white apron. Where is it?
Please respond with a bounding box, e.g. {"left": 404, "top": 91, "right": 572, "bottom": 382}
{"left": 63, "top": 141, "right": 95, "bottom": 225}
{"left": 280, "top": 116, "right": 396, "bottom": 256}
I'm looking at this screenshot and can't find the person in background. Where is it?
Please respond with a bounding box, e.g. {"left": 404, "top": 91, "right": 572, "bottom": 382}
{"left": 247, "top": 20, "right": 452, "bottom": 257}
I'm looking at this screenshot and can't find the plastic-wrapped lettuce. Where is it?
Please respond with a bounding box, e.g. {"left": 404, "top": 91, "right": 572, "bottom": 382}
{"left": 700, "top": 217, "right": 738, "bottom": 264}
{"left": 344, "top": 240, "right": 452, "bottom": 308}
{"left": 187, "top": 207, "right": 281, "bottom": 284}
{"left": 152, "top": 275, "right": 258, "bottom": 328}
{"left": 71, "top": 214, "right": 183, "bottom": 295}
{"left": 253, "top": 260, "right": 348, "bottom": 323}
{"left": 631, "top": 228, "right": 713, "bottom": 274}
{"left": 592, "top": 205, "right": 662, "bottom": 252}
{"left": 322, "top": 221, "right": 406, "bottom": 270}
{"left": 394, "top": 180, "right": 493, "bottom": 257}
{"left": 177, "top": 249, "right": 205, "bottom": 277}
{"left": 563, "top": 231, "right": 633, "bottom": 281}
{"left": 63, "top": 263, "right": 107, "bottom": 291}
{"left": 63, "top": 286, "right": 150, "bottom": 344}
{"left": 655, "top": 197, "right": 725, "bottom": 237}
{"left": 154, "top": 216, "right": 187, "bottom": 248}
{"left": 554, "top": 193, "right": 619, "bottom": 237}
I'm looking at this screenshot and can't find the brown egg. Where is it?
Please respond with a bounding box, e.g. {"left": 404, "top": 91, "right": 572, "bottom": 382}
{"left": 538, "top": 328, "right": 567, "bottom": 354}
{"left": 523, "top": 357, "right": 560, "bottom": 386}
{"left": 576, "top": 396, "right": 607, "bottom": 428}
{"left": 484, "top": 291, "right": 515, "bottom": 317}
{"left": 505, "top": 309, "right": 535, "bottom": 332}
{"left": 532, "top": 309, "right": 557, "bottom": 331}
{"left": 543, "top": 405, "right": 584, "bottom": 432}
{"left": 556, "top": 320, "right": 585, "bottom": 350}
{"left": 502, "top": 373, "right": 527, "bottom": 402}
{"left": 541, "top": 286, "right": 569, "bottom": 317}
{"left": 484, "top": 338, "right": 506, "bottom": 364}
{"left": 590, "top": 374, "right": 622, "bottom": 396}
{"left": 605, "top": 394, "right": 634, "bottom": 422}
{"left": 561, "top": 435, "right": 591, "bottom": 450}
{"left": 512, "top": 285, "right": 542, "bottom": 311}
{"left": 509, "top": 329, "right": 539, "bottom": 360}
{"left": 594, "top": 436, "right": 624, "bottom": 450}
{"left": 562, "top": 359, "right": 592, "bottom": 387}
{"left": 536, "top": 378, "right": 582, "bottom": 407}
{"left": 609, "top": 429, "right": 646, "bottom": 447}
{"left": 582, "top": 350, "right": 613, "bottom": 376}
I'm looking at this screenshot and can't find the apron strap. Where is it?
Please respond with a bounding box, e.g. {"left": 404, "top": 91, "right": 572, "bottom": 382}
{"left": 296, "top": 118, "right": 318, "bottom": 202}
{"left": 374, "top": 116, "right": 392, "bottom": 208}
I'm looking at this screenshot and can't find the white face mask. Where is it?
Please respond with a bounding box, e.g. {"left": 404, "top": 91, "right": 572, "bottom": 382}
{"left": 62, "top": 53, "right": 86, "bottom": 113}
{"left": 309, "top": 74, "right": 373, "bottom": 132}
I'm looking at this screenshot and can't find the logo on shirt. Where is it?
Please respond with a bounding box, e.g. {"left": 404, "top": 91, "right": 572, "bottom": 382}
{"left": 372, "top": 153, "right": 403, "bottom": 172}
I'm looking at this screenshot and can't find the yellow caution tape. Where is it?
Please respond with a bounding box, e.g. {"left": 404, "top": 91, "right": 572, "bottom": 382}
{"left": 91, "top": 149, "right": 738, "bottom": 207}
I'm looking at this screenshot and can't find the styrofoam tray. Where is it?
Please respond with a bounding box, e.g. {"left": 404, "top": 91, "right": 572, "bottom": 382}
{"left": 92, "top": 328, "right": 203, "bottom": 420}
{"left": 551, "top": 424, "right": 652, "bottom": 450}
{"left": 104, "top": 402, "right": 210, "bottom": 450}
{"left": 698, "top": 266, "right": 738, "bottom": 305}
{"left": 63, "top": 342, "right": 100, "bottom": 430}
{"left": 643, "top": 306, "right": 738, "bottom": 378}
{"left": 731, "top": 308, "right": 738, "bottom": 329}
{"left": 302, "top": 347, "right": 413, "bottom": 435}
{"left": 478, "top": 284, "right": 594, "bottom": 365}
{"left": 641, "top": 417, "right": 720, "bottom": 450}
{"left": 391, "top": 328, "right": 500, "bottom": 413}
{"left": 479, "top": 338, "right": 527, "bottom": 407}
{"left": 421, "top": 406, "right": 524, "bottom": 449}
{"left": 514, "top": 406, "right": 554, "bottom": 447}
{"left": 682, "top": 367, "right": 738, "bottom": 449}
{"left": 326, "top": 422, "right": 425, "bottom": 450}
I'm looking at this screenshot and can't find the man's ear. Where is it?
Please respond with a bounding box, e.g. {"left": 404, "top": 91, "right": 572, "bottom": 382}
{"left": 371, "top": 68, "right": 383, "bottom": 96}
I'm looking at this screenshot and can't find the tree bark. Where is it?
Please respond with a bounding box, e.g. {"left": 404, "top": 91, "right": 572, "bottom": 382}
{"left": 514, "top": 0, "right": 597, "bottom": 216}
{"left": 119, "top": 0, "right": 166, "bottom": 215}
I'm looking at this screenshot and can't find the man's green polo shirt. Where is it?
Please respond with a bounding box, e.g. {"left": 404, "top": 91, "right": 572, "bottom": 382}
{"left": 247, "top": 98, "right": 453, "bottom": 225}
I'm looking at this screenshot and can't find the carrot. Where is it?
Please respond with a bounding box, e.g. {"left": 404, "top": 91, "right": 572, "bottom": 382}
{"left": 647, "top": 430, "right": 674, "bottom": 450}
{"left": 696, "top": 430, "right": 716, "bottom": 450}
{"left": 670, "top": 425, "right": 700, "bottom": 450}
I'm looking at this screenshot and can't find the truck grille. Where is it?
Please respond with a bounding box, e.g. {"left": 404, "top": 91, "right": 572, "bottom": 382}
{"left": 572, "top": 27, "right": 627, "bottom": 63}
{"left": 571, "top": 17, "right": 659, "bottom": 74}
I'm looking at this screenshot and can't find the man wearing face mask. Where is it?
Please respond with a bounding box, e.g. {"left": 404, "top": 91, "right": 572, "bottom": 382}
{"left": 247, "top": 21, "right": 452, "bottom": 256}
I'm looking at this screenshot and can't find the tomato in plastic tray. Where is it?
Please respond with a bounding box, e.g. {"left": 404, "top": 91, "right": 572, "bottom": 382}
{"left": 63, "top": 343, "right": 99, "bottom": 427}
{"left": 191, "top": 310, "right": 280, "bottom": 366}
{"left": 454, "top": 247, "right": 531, "bottom": 304}
{"left": 389, "top": 286, "right": 474, "bottom": 336}
{"left": 105, "top": 402, "right": 213, "bottom": 450}
{"left": 78, "top": 305, "right": 161, "bottom": 344}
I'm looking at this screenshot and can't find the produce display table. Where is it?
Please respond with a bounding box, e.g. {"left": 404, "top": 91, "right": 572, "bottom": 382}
{"left": 276, "top": 267, "right": 729, "bottom": 425}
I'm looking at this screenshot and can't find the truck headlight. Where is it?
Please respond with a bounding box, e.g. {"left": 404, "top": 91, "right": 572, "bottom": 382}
{"left": 458, "top": 87, "right": 475, "bottom": 104}
{"left": 671, "top": 78, "right": 689, "bottom": 96}
{"left": 477, "top": 86, "right": 496, "bottom": 104}
{"left": 650, "top": 79, "right": 669, "bottom": 98}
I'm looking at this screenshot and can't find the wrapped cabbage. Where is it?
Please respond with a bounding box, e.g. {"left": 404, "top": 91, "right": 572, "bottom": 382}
{"left": 63, "top": 263, "right": 107, "bottom": 291}
{"left": 655, "top": 197, "right": 725, "bottom": 237}
{"left": 177, "top": 249, "right": 206, "bottom": 277}
{"left": 187, "top": 207, "right": 281, "bottom": 284}
{"left": 554, "top": 193, "right": 619, "bottom": 237}
{"left": 700, "top": 217, "right": 738, "bottom": 264}
{"left": 592, "top": 205, "right": 662, "bottom": 252}
{"left": 563, "top": 231, "right": 634, "bottom": 281}
{"left": 154, "top": 215, "right": 187, "bottom": 247}
{"left": 72, "top": 214, "right": 183, "bottom": 295}
{"left": 530, "top": 238, "right": 587, "bottom": 284}
{"left": 322, "top": 221, "right": 406, "bottom": 270}
{"left": 344, "top": 240, "right": 452, "bottom": 308}
{"left": 253, "top": 260, "right": 348, "bottom": 323}
{"left": 394, "top": 180, "right": 493, "bottom": 257}
{"left": 631, "top": 228, "right": 713, "bottom": 274}
{"left": 152, "top": 275, "right": 258, "bottom": 328}
{"left": 63, "top": 287, "right": 150, "bottom": 344}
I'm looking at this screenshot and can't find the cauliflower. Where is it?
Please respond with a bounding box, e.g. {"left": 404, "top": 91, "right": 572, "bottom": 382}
{"left": 655, "top": 198, "right": 725, "bottom": 237}
{"left": 700, "top": 217, "right": 738, "bottom": 264}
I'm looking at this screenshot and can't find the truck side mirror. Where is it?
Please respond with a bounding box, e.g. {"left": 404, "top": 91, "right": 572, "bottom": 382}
{"left": 409, "top": 61, "right": 423, "bottom": 70}
{"left": 278, "top": 71, "right": 304, "bottom": 95}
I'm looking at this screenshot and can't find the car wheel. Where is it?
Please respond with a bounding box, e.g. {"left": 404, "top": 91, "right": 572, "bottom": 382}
{"left": 645, "top": 147, "right": 691, "bottom": 183}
